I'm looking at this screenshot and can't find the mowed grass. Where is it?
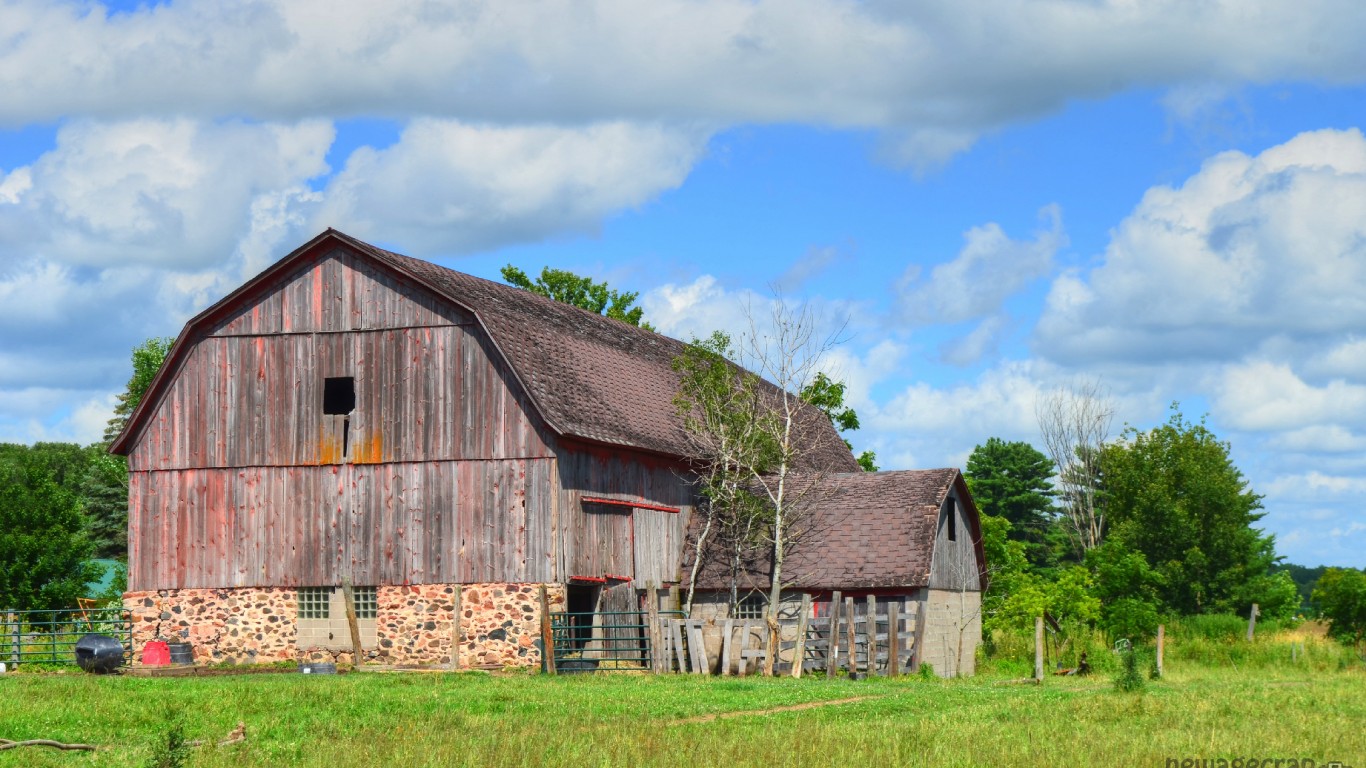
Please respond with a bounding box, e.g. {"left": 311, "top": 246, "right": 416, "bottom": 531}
{"left": 2, "top": 663, "right": 1363, "bottom": 767}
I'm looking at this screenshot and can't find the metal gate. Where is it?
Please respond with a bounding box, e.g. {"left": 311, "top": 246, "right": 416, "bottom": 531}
{"left": 548, "top": 609, "right": 683, "bottom": 672}
{"left": 1, "top": 608, "right": 132, "bottom": 668}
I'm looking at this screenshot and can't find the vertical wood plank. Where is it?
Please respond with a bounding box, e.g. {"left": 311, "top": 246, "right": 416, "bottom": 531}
{"left": 866, "top": 594, "right": 877, "bottom": 675}
{"left": 888, "top": 602, "right": 901, "bottom": 677}
{"left": 720, "top": 618, "right": 734, "bottom": 677}
{"left": 1034, "top": 616, "right": 1044, "bottom": 682}
{"left": 539, "top": 585, "right": 555, "bottom": 675}
{"left": 826, "top": 591, "right": 842, "bottom": 677}
{"left": 792, "top": 593, "right": 811, "bottom": 679}
{"left": 911, "top": 592, "right": 927, "bottom": 675}
{"left": 646, "top": 583, "right": 660, "bottom": 674}
{"left": 845, "top": 596, "right": 856, "bottom": 674}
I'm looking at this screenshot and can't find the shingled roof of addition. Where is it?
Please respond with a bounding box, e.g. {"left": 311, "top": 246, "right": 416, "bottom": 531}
{"left": 112, "top": 229, "right": 861, "bottom": 471}
{"left": 686, "top": 468, "right": 987, "bottom": 591}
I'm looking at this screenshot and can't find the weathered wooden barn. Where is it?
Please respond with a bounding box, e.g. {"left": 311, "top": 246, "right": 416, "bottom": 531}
{"left": 686, "top": 469, "right": 987, "bottom": 676}
{"left": 112, "top": 229, "right": 985, "bottom": 671}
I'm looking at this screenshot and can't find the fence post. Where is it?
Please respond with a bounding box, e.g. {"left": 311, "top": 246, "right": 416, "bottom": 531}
{"left": 1156, "top": 624, "right": 1164, "bottom": 676}
{"left": 646, "top": 583, "right": 660, "bottom": 674}
{"left": 865, "top": 595, "right": 877, "bottom": 675}
{"left": 887, "top": 602, "right": 901, "bottom": 677}
{"left": 826, "top": 591, "right": 842, "bottom": 677}
{"left": 1246, "top": 603, "right": 1259, "bottom": 642}
{"left": 792, "top": 593, "right": 811, "bottom": 679}
{"left": 7, "top": 613, "right": 16, "bottom": 668}
{"left": 844, "top": 596, "right": 857, "bottom": 674}
{"left": 1034, "top": 616, "right": 1044, "bottom": 682}
{"left": 341, "top": 580, "right": 363, "bottom": 670}
{"left": 539, "top": 585, "right": 556, "bottom": 675}
{"left": 910, "top": 596, "right": 927, "bottom": 675}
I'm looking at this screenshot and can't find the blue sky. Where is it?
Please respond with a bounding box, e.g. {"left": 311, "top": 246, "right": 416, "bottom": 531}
{"left": 2, "top": 1, "right": 1365, "bottom": 567}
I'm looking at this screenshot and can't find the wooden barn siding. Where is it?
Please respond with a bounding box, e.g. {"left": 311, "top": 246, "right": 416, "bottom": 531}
{"left": 127, "top": 458, "right": 556, "bottom": 591}
{"left": 927, "top": 489, "right": 980, "bottom": 592}
{"left": 209, "top": 248, "right": 472, "bottom": 336}
{"left": 555, "top": 448, "right": 695, "bottom": 588}
{"left": 127, "top": 324, "right": 554, "bottom": 472}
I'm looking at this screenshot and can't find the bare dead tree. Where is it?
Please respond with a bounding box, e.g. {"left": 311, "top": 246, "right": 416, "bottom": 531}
{"left": 673, "top": 332, "right": 772, "bottom": 616}
{"left": 740, "top": 297, "right": 848, "bottom": 629}
{"left": 1035, "top": 380, "right": 1114, "bottom": 558}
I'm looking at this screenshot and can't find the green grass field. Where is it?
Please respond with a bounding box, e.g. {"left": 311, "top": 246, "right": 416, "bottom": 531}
{"left": 3, "top": 654, "right": 1363, "bottom": 768}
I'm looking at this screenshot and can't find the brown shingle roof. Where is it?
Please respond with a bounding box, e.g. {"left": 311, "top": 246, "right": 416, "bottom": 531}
{"left": 114, "top": 229, "right": 861, "bottom": 472}
{"left": 686, "top": 468, "right": 973, "bottom": 591}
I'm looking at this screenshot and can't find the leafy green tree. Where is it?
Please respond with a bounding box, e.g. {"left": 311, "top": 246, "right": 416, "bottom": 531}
{"left": 85, "top": 336, "right": 172, "bottom": 560}
{"left": 501, "top": 265, "right": 655, "bottom": 330}
{"left": 1312, "top": 567, "right": 1366, "bottom": 651}
{"left": 799, "top": 372, "right": 877, "bottom": 471}
{"left": 103, "top": 337, "right": 174, "bottom": 444}
{"left": 1086, "top": 539, "right": 1164, "bottom": 640}
{"left": 0, "top": 445, "right": 98, "bottom": 610}
{"left": 1271, "top": 562, "right": 1328, "bottom": 615}
{"left": 965, "top": 438, "right": 1055, "bottom": 568}
{"left": 1101, "top": 406, "right": 1276, "bottom": 616}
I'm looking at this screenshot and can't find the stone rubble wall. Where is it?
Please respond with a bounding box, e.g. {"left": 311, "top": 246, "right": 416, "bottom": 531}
{"left": 123, "top": 582, "right": 567, "bottom": 668}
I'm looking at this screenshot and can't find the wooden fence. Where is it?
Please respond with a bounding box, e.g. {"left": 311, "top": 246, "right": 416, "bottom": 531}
{"left": 654, "top": 592, "right": 922, "bottom": 677}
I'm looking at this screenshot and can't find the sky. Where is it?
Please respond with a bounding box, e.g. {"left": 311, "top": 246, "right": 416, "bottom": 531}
{"left": 2, "top": 0, "right": 1365, "bottom": 568}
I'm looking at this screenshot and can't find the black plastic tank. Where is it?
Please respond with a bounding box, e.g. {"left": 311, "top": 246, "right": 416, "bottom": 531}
{"left": 74, "top": 634, "right": 126, "bottom": 674}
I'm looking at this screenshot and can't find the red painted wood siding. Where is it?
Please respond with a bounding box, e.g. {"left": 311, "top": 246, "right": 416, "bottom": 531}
{"left": 556, "top": 447, "right": 694, "bottom": 588}
{"left": 127, "top": 323, "right": 553, "bottom": 471}
{"left": 209, "top": 248, "right": 471, "bottom": 336}
{"left": 128, "top": 459, "right": 556, "bottom": 590}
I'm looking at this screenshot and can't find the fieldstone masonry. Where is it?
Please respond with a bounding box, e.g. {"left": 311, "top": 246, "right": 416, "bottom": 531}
{"left": 124, "top": 582, "right": 567, "bottom": 668}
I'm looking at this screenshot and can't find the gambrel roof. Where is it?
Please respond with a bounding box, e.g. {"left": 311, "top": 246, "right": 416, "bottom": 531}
{"left": 113, "top": 228, "right": 861, "bottom": 473}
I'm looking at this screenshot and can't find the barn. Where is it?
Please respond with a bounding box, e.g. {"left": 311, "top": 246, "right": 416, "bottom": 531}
{"left": 112, "top": 228, "right": 985, "bottom": 672}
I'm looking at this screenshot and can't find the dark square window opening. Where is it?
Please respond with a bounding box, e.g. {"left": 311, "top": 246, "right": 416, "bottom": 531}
{"left": 946, "top": 500, "right": 957, "bottom": 542}
{"left": 323, "top": 377, "right": 355, "bottom": 415}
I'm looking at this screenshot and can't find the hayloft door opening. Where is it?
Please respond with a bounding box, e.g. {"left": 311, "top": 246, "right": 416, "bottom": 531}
{"left": 323, "top": 376, "right": 356, "bottom": 459}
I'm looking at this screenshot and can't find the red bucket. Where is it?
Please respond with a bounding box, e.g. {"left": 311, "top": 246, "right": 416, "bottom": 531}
{"left": 141, "top": 641, "right": 170, "bottom": 666}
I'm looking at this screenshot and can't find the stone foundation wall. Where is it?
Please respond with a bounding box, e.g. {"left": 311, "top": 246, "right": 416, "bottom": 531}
{"left": 124, "top": 582, "right": 567, "bottom": 668}
{"left": 125, "top": 587, "right": 299, "bottom": 665}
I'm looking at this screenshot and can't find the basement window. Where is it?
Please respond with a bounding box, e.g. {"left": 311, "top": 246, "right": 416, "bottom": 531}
{"left": 733, "top": 594, "right": 767, "bottom": 620}
{"left": 323, "top": 377, "right": 355, "bottom": 415}
{"left": 352, "top": 586, "right": 377, "bottom": 619}
{"left": 298, "top": 587, "right": 331, "bottom": 619}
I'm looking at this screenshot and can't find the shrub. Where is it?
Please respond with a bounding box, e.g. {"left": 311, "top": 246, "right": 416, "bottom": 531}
{"left": 1113, "top": 647, "right": 1145, "bottom": 693}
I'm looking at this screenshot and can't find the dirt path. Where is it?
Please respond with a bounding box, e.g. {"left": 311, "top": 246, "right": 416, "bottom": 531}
{"left": 673, "top": 695, "right": 885, "bottom": 724}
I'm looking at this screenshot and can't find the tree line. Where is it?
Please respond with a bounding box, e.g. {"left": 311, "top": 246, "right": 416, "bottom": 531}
{"left": 966, "top": 388, "right": 1365, "bottom": 650}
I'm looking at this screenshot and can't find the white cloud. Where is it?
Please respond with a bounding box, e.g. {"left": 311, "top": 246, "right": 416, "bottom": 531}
{"left": 1037, "top": 128, "right": 1366, "bottom": 365}
{"left": 3, "top": 1, "right": 1366, "bottom": 165}
{"left": 1215, "top": 360, "right": 1366, "bottom": 432}
{"left": 1264, "top": 471, "right": 1366, "bottom": 497}
{"left": 0, "top": 118, "right": 334, "bottom": 270}
{"left": 898, "top": 205, "right": 1064, "bottom": 326}
{"left": 313, "top": 119, "right": 709, "bottom": 254}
